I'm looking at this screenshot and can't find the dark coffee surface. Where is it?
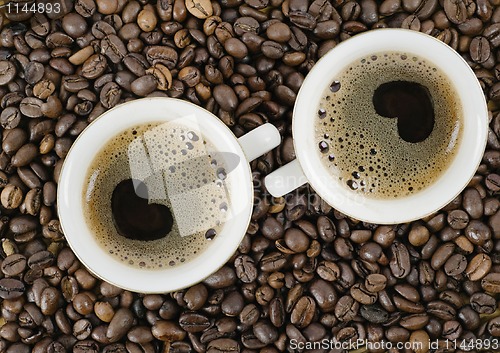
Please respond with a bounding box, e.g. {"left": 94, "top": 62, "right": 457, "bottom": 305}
{"left": 111, "top": 179, "right": 174, "bottom": 241}
{"left": 373, "top": 80, "right": 435, "bottom": 143}
{"left": 0, "top": 1, "right": 499, "bottom": 352}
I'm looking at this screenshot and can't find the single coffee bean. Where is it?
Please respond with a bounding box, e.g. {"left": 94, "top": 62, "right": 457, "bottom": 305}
{"left": 316, "top": 261, "right": 340, "bottom": 282}
{"left": 426, "top": 300, "right": 456, "bottom": 320}
{"left": 389, "top": 242, "right": 411, "bottom": 278}
{"left": 252, "top": 320, "right": 278, "bottom": 344}
{"left": 234, "top": 255, "right": 258, "bottom": 283}
{"left": 431, "top": 242, "right": 455, "bottom": 270}
{"left": 334, "top": 295, "right": 359, "bottom": 322}
{"left": 207, "top": 338, "right": 239, "bottom": 353}
{"left": 1, "top": 184, "right": 23, "bottom": 209}
{"left": 152, "top": 320, "right": 186, "bottom": 341}
{"left": 350, "top": 283, "right": 377, "bottom": 304}
{"left": 364, "top": 273, "right": 387, "bottom": 293}
{"left": 465, "top": 220, "right": 491, "bottom": 246}
{"left": 203, "top": 266, "right": 236, "bottom": 288}
{"left": 444, "top": 253, "right": 467, "bottom": 277}
{"left": 240, "top": 304, "right": 260, "bottom": 326}
{"left": 261, "top": 41, "right": 284, "bottom": 59}
{"left": 106, "top": 308, "right": 134, "bottom": 342}
{"left": 470, "top": 36, "right": 491, "bottom": 64}
{"left": 1, "top": 107, "right": 22, "bottom": 129}
{"left": 0, "top": 278, "right": 25, "bottom": 299}
{"left": 408, "top": 224, "right": 430, "bottom": 246}
{"left": 309, "top": 279, "right": 337, "bottom": 312}
{"left": 481, "top": 273, "right": 500, "bottom": 293}
{"left": 213, "top": 84, "right": 238, "bottom": 111}
{"left": 462, "top": 188, "right": 483, "bottom": 219}
{"left": 269, "top": 297, "right": 285, "bottom": 327}
{"left": 470, "top": 293, "right": 496, "bottom": 314}
{"left": 1, "top": 253, "right": 27, "bottom": 276}
{"left": 0, "top": 61, "right": 16, "bottom": 85}
{"left": 179, "top": 312, "right": 211, "bottom": 333}
{"left": 443, "top": 0, "right": 468, "bottom": 24}
{"left": 447, "top": 209, "right": 469, "bottom": 229}
{"left": 267, "top": 22, "right": 292, "bottom": 42}
{"left": 360, "top": 304, "right": 389, "bottom": 323}
{"left": 290, "top": 296, "right": 315, "bottom": 328}
{"left": 100, "top": 82, "right": 122, "bottom": 108}
{"left": 466, "top": 253, "right": 492, "bottom": 281}
{"left": 20, "top": 97, "right": 43, "bottom": 118}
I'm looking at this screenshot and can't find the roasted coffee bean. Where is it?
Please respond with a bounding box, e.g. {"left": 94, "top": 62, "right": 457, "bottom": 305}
{"left": 213, "top": 84, "right": 238, "bottom": 111}
{"left": 364, "top": 273, "right": 387, "bottom": 293}
{"left": 427, "top": 300, "right": 456, "bottom": 320}
{"left": 106, "top": 308, "right": 134, "bottom": 342}
{"left": 335, "top": 295, "right": 359, "bottom": 322}
{"left": 481, "top": 273, "right": 500, "bottom": 293}
{"left": 269, "top": 297, "right": 285, "bottom": 327}
{"left": 1, "top": 184, "right": 23, "bottom": 209}
{"left": 260, "top": 252, "right": 287, "bottom": 272}
{"left": 443, "top": 0, "right": 468, "bottom": 24}
{"left": 465, "top": 220, "right": 491, "bottom": 246}
{"left": 360, "top": 304, "right": 389, "bottom": 323}
{"left": 234, "top": 255, "right": 258, "bottom": 283}
{"left": 470, "top": 293, "right": 496, "bottom": 314}
{"left": 1, "top": 254, "right": 27, "bottom": 276}
{"left": 1, "top": 107, "right": 22, "bottom": 129}
{"left": 100, "top": 82, "right": 122, "bottom": 108}
{"left": 152, "top": 321, "right": 186, "bottom": 341}
{"left": 466, "top": 253, "right": 492, "bottom": 281}
{"left": 252, "top": 320, "right": 278, "bottom": 344}
{"left": 20, "top": 97, "right": 43, "bottom": 118}
{"left": 203, "top": 266, "right": 236, "bottom": 288}
{"left": 261, "top": 41, "right": 284, "bottom": 59}
{"left": 350, "top": 283, "right": 377, "bottom": 304}
{"left": 290, "top": 296, "right": 315, "bottom": 328}
{"left": 444, "top": 253, "right": 467, "bottom": 276}
{"left": 179, "top": 312, "right": 211, "bottom": 332}
{"left": 470, "top": 36, "right": 491, "bottom": 64}
{"left": 207, "top": 338, "right": 239, "bottom": 353}
{"left": 240, "top": 303, "right": 259, "bottom": 326}
{"left": 0, "top": 278, "right": 25, "bottom": 299}
{"left": 101, "top": 35, "right": 127, "bottom": 64}
{"left": 447, "top": 209, "right": 469, "bottom": 229}
{"left": 183, "top": 283, "right": 208, "bottom": 310}
{"left": 0, "top": 61, "right": 17, "bottom": 85}
{"left": 389, "top": 242, "right": 410, "bottom": 278}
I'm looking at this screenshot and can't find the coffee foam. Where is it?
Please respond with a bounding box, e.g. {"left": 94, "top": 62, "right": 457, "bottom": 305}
{"left": 316, "top": 52, "right": 463, "bottom": 198}
{"left": 83, "top": 122, "right": 231, "bottom": 270}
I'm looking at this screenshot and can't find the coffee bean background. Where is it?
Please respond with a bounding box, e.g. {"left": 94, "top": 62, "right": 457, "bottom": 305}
{"left": 0, "top": 0, "right": 500, "bottom": 352}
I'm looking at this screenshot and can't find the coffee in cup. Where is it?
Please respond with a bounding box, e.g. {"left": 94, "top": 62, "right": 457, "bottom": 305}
{"left": 265, "top": 29, "right": 488, "bottom": 224}
{"left": 58, "top": 98, "right": 281, "bottom": 292}
{"left": 316, "top": 51, "right": 463, "bottom": 199}
{"left": 83, "top": 119, "right": 231, "bottom": 270}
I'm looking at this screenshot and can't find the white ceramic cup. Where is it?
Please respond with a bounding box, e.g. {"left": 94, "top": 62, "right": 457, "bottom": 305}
{"left": 57, "top": 97, "right": 280, "bottom": 293}
{"left": 265, "top": 29, "right": 488, "bottom": 224}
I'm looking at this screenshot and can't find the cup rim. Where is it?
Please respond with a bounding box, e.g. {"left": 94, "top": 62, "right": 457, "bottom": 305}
{"left": 57, "top": 97, "right": 253, "bottom": 293}
{"left": 292, "top": 28, "right": 488, "bottom": 224}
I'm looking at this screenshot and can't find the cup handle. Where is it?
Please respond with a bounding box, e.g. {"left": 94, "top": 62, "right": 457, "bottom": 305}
{"left": 264, "top": 159, "right": 308, "bottom": 197}
{"left": 238, "top": 123, "right": 281, "bottom": 162}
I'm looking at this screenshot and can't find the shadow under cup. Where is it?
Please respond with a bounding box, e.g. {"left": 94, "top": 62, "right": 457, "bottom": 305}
{"left": 57, "top": 98, "right": 253, "bottom": 293}
{"left": 287, "top": 29, "right": 488, "bottom": 224}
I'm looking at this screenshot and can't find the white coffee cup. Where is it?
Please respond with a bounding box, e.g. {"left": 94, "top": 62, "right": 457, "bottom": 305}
{"left": 265, "top": 29, "right": 488, "bottom": 224}
{"left": 57, "top": 97, "right": 280, "bottom": 293}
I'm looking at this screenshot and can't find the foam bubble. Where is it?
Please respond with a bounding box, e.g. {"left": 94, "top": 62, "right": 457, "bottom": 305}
{"left": 83, "top": 122, "right": 231, "bottom": 270}
{"left": 315, "top": 51, "right": 463, "bottom": 199}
